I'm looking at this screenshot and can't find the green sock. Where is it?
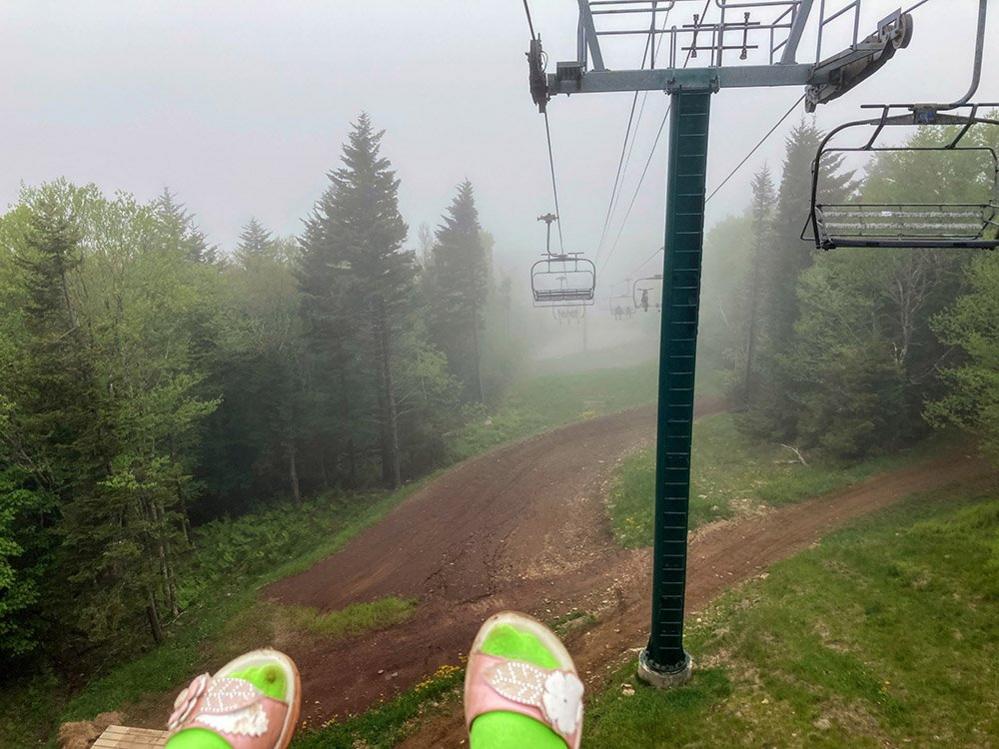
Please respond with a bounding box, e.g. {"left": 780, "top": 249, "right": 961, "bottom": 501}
{"left": 469, "top": 624, "right": 568, "bottom": 749}
{"left": 165, "top": 664, "right": 288, "bottom": 749}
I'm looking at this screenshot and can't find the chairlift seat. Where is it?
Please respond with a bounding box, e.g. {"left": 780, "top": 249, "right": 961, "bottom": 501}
{"left": 807, "top": 103, "right": 999, "bottom": 251}
{"left": 533, "top": 287, "right": 596, "bottom": 303}
{"left": 815, "top": 202, "right": 999, "bottom": 249}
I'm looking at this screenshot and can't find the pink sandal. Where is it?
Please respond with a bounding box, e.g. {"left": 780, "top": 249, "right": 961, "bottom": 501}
{"left": 166, "top": 649, "right": 301, "bottom": 749}
{"left": 464, "top": 612, "right": 584, "bottom": 748}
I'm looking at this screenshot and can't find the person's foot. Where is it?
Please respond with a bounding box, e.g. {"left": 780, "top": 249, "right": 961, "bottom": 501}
{"left": 465, "top": 612, "right": 584, "bottom": 749}
{"left": 165, "top": 649, "right": 301, "bottom": 749}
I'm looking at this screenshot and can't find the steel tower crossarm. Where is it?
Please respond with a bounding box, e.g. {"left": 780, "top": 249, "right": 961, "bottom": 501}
{"left": 538, "top": 2, "right": 912, "bottom": 103}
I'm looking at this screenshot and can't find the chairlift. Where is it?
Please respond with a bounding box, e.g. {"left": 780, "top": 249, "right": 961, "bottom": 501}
{"left": 806, "top": 103, "right": 999, "bottom": 251}
{"left": 552, "top": 305, "right": 585, "bottom": 325}
{"left": 607, "top": 279, "right": 635, "bottom": 320}
{"left": 530, "top": 213, "right": 597, "bottom": 307}
{"left": 608, "top": 292, "right": 634, "bottom": 321}
{"left": 633, "top": 275, "right": 663, "bottom": 313}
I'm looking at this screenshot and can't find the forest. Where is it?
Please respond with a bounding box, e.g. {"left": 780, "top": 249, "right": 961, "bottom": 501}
{"left": 1, "top": 111, "right": 997, "bottom": 713}
{"left": 0, "top": 115, "right": 521, "bottom": 669}
{"left": 699, "top": 119, "right": 998, "bottom": 461}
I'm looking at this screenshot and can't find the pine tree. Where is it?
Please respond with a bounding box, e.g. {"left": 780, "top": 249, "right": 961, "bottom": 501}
{"left": 741, "top": 165, "right": 777, "bottom": 406}
{"left": 0, "top": 195, "right": 99, "bottom": 657}
{"left": 154, "top": 188, "right": 217, "bottom": 264}
{"left": 927, "top": 253, "right": 999, "bottom": 462}
{"left": 750, "top": 122, "right": 854, "bottom": 439}
{"left": 6, "top": 192, "right": 106, "bottom": 501}
{"left": 298, "top": 115, "right": 411, "bottom": 488}
{"left": 426, "top": 181, "right": 489, "bottom": 402}
{"left": 235, "top": 217, "right": 275, "bottom": 266}
{"left": 298, "top": 210, "right": 360, "bottom": 488}
{"left": 212, "top": 228, "right": 305, "bottom": 506}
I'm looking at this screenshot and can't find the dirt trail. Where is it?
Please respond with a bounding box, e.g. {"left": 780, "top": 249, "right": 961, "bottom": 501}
{"left": 403, "top": 452, "right": 991, "bottom": 747}
{"left": 266, "top": 401, "right": 721, "bottom": 724}
{"left": 264, "top": 404, "right": 988, "bottom": 739}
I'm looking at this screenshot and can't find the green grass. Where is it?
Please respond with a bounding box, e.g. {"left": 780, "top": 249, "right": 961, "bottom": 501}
{"left": 183, "top": 487, "right": 426, "bottom": 604}
{"left": 550, "top": 609, "right": 599, "bottom": 639}
{"left": 448, "top": 361, "right": 659, "bottom": 461}
{"left": 448, "top": 361, "right": 729, "bottom": 463}
{"left": 585, "top": 479, "right": 999, "bottom": 748}
{"left": 607, "top": 413, "right": 942, "bottom": 547}
{"left": 281, "top": 597, "right": 417, "bottom": 641}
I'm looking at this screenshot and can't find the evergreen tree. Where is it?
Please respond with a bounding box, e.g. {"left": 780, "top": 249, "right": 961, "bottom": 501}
{"left": 749, "top": 122, "right": 854, "bottom": 439}
{"left": 426, "top": 181, "right": 489, "bottom": 402}
{"left": 154, "top": 188, "right": 217, "bottom": 264}
{"left": 298, "top": 210, "right": 363, "bottom": 488}
{"left": 927, "top": 253, "right": 999, "bottom": 462}
{"left": 0, "top": 194, "right": 98, "bottom": 658}
{"left": 699, "top": 213, "right": 754, "bottom": 373}
{"left": 298, "top": 115, "right": 411, "bottom": 488}
{"left": 740, "top": 165, "right": 777, "bottom": 407}
{"left": 208, "top": 231, "right": 306, "bottom": 507}
{"left": 235, "top": 217, "right": 275, "bottom": 266}
{"left": 783, "top": 254, "right": 909, "bottom": 457}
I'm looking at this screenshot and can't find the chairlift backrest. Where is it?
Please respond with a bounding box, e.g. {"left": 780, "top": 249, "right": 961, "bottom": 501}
{"left": 806, "top": 103, "right": 999, "bottom": 251}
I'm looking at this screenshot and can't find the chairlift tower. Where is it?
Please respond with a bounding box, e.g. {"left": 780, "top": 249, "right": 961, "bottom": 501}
{"left": 525, "top": 0, "right": 953, "bottom": 688}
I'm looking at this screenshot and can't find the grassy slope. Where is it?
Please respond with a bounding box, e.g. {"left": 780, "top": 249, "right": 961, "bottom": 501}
{"left": 586, "top": 478, "right": 999, "bottom": 748}
{"left": 608, "top": 412, "right": 944, "bottom": 547}
{"left": 46, "top": 490, "right": 420, "bottom": 733}
{"left": 281, "top": 597, "right": 417, "bottom": 641}
{"left": 449, "top": 361, "right": 658, "bottom": 461}
{"left": 4, "top": 492, "right": 418, "bottom": 749}
{"left": 4, "top": 360, "right": 661, "bottom": 749}
{"left": 450, "top": 363, "right": 728, "bottom": 463}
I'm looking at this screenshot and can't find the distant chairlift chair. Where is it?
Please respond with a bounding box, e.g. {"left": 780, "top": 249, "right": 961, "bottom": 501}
{"left": 633, "top": 275, "right": 663, "bottom": 313}
{"left": 807, "top": 103, "right": 999, "bottom": 250}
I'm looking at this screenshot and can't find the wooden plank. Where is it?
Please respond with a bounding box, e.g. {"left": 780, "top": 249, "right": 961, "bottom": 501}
{"left": 93, "top": 725, "right": 168, "bottom": 749}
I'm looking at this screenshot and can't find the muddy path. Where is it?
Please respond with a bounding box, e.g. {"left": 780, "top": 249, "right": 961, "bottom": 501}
{"left": 265, "top": 400, "right": 718, "bottom": 724}
{"left": 264, "top": 401, "right": 988, "bottom": 740}
{"left": 402, "top": 451, "right": 992, "bottom": 747}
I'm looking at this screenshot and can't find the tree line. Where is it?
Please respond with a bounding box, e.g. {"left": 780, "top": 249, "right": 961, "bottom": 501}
{"left": 700, "top": 118, "right": 999, "bottom": 462}
{"left": 0, "top": 115, "right": 513, "bottom": 665}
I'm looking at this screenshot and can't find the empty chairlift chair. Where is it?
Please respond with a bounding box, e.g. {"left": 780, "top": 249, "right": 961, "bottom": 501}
{"left": 806, "top": 103, "right": 999, "bottom": 251}
{"left": 531, "top": 253, "right": 597, "bottom": 307}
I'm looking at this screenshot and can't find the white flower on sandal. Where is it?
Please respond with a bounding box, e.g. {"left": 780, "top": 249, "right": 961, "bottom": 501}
{"left": 541, "top": 670, "right": 584, "bottom": 735}
{"left": 485, "top": 660, "right": 584, "bottom": 737}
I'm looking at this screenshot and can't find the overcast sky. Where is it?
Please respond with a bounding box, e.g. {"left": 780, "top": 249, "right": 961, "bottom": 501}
{"left": 1, "top": 1, "right": 995, "bottom": 285}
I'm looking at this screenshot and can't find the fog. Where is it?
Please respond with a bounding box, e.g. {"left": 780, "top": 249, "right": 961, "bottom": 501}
{"left": 2, "top": 1, "right": 995, "bottom": 290}
{"left": 2, "top": 7, "right": 997, "bottom": 725}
